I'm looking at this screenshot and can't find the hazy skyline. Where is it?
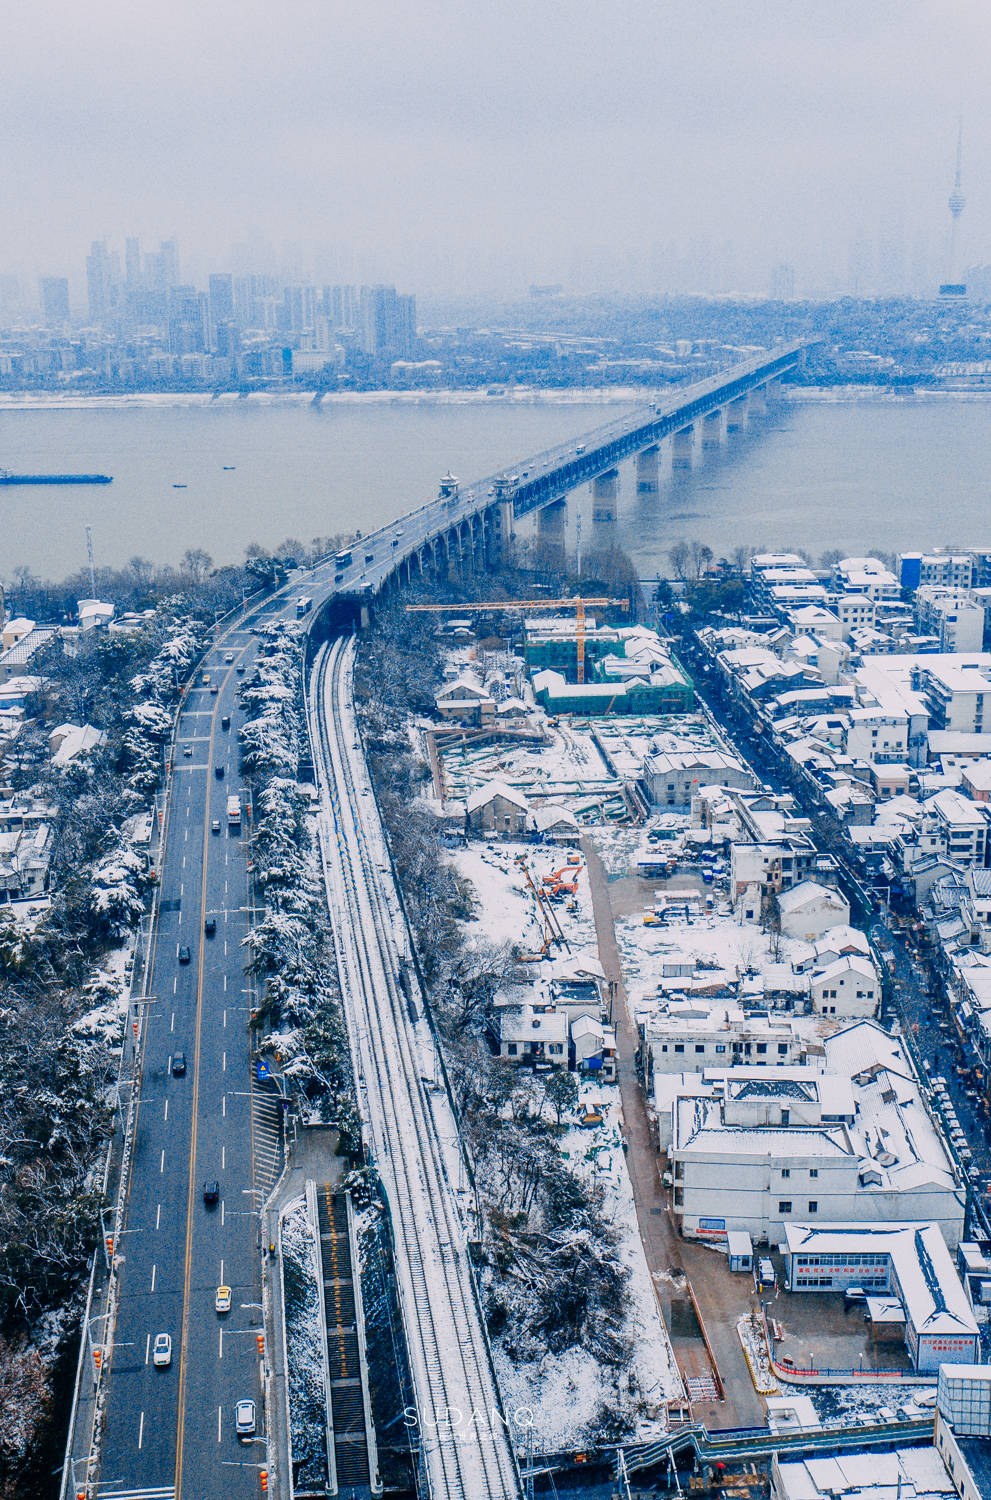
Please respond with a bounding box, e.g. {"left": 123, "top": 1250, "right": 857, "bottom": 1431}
{"left": 4, "top": 1, "right": 991, "bottom": 298}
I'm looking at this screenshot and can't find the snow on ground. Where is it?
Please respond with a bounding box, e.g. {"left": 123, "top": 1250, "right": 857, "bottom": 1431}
{"left": 615, "top": 905, "right": 807, "bottom": 1005}
{"left": 589, "top": 825, "right": 648, "bottom": 878}
{"left": 450, "top": 839, "right": 598, "bottom": 957}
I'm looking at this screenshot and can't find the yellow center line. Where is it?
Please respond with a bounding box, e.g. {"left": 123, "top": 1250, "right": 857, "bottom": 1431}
{"left": 174, "top": 658, "right": 238, "bottom": 1497}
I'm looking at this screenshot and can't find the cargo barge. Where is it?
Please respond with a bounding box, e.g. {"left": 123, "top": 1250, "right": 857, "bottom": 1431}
{"left": 0, "top": 471, "right": 113, "bottom": 485}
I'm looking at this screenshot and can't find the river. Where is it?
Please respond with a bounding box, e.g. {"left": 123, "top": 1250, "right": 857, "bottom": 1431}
{"left": 2, "top": 391, "right": 990, "bottom": 581}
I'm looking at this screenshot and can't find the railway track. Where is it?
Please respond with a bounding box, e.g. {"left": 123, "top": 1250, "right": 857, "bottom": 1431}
{"left": 308, "top": 637, "right": 521, "bottom": 1500}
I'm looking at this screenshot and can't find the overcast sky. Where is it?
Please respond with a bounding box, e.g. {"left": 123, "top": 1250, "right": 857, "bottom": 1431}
{"left": 3, "top": 0, "right": 989, "bottom": 298}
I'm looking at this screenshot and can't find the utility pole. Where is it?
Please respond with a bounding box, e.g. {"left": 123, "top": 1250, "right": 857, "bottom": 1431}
{"left": 85, "top": 524, "right": 97, "bottom": 597}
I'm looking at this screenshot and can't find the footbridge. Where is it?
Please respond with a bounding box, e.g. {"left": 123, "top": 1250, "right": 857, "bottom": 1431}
{"left": 321, "top": 338, "right": 813, "bottom": 608}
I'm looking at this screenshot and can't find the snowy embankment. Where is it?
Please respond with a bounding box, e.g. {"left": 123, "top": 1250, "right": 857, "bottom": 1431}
{"left": 491, "top": 1081, "right": 682, "bottom": 1451}
{"left": 280, "top": 1196, "right": 329, "bottom": 1492}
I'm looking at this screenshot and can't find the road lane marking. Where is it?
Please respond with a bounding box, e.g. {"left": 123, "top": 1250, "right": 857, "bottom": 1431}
{"left": 182, "top": 854, "right": 186, "bottom": 867}
{"left": 175, "top": 676, "right": 228, "bottom": 1500}
{"left": 184, "top": 828, "right": 188, "bottom": 842}
{"left": 163, "top": 1099, "right": 169, "bottom": 1122}
{"left": 138, "top": 1410, "right": 145, "bottom": 1449}
{"left": 156, "top": 1203, "right": 161, "bottom": 1229}
{"left": 219, "top": 1328, "right": 223, "bottom": 1359}
{"left": 221, "top": 1200, "right": 225, "bottom": 1226}
{"left": 160, "top": 1149, "right": 165, "bottom": 1173}
{"left": 170, "top": 1010, "right": 175, "bottom": 1030}
{"left": 221, "top": 1145, "right": 225, "bottom": 1170}
{"left": 223, "top": 974, "right": 227, "bottom": 993}
{"left": 150, "top": 1264, "right": 156, "bottom": 1292}
{"left": 223, "top": 1009, "right": 227, "bottom": 1028}
{"left": 172, "top": 977, "right": 177, "bottom": 994}
{"left": 222, "top": 1095, "right": 226, "bottom": 1118}
{"left": 220, "top": 1257, "right": 224, "bottom": 1282}
{"left": 222, "top": 1051, "right": 226, "bottom": 1072}
{"left": 217, "top": 1406, "right": 222, "bottom": 1443}
{"left": 145, "top": 1333, "right": 151, "bottom": 1365}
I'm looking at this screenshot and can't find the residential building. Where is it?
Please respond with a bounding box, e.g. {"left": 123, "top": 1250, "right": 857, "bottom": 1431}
{"left": 666, "top": 1022, "right": 966, "bottom": 1249}
{"left": 809, "top": 953, "right": 880, "bottom": 1018}
{"left": 777, "top": 880, "right": 851, "bottom": 940}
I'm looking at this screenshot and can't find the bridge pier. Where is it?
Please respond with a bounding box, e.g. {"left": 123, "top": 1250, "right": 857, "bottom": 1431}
{"left": 635, "top": 445, "right": 660, "bottom": 495}
{"left": 726, "top": 395, "right": 749, "bottom": 432}
{"left": 701, "top": 409, "right": 724, "bottom": 451}
{"left": 536, "top": 496, "right": 567, "bottom": 542}
{"left": 591, "top": 468, "right": 620, "bottom": 523}
{"left": 672, "top": 425, "right": 695, "bottom": 472}
{"left": 749, "top": 385, "right": 767, "bottom": 417}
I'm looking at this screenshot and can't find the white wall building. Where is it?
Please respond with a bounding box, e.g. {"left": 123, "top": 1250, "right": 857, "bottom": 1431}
{"left": 667, "top": 1022, "right": 966, "bottom": 1249}
{"left": 810, "top": 953, "right": 880, "bottom": 1019}
{"left": 777, "top": 880, "right": 851, "bottom": 940}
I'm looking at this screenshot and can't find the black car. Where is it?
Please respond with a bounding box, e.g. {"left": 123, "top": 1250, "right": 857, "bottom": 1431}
{"left": 171, "top": 1051, "right": 186, "bottom": 1077}
{"left": 178, "top": 945, "right": 191, "bottom": 964}
{"left": 215, "top": 764, "right": 225, "bottom": 779}
{"left": 221, "top": 715, "right": 230, "bottom": 730}
{"left": 203, "top": 1181, "right": 220, "bottom": 1206}
{"left": 204, "top": 918, "right": 216, "bottom": 937}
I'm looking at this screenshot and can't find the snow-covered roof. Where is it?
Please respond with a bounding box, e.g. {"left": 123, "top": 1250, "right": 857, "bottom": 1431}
{"left": 532, "top": 803, "right": 579, "bottom": 832}
{"left": 777, "top": 880, "right": 846, "bottom": 914}
{"left": 812, "top": 953, "right": 878, "bottom": 985}
{"left": 465, "top": 779, "right": 530, "bottom": 814}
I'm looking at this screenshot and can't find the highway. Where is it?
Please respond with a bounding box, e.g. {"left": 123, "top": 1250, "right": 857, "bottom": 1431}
{"left": 94, "top": 626, "right": 277, "bottom": 1500}
{"left": 309, "top": 637, "right": 521, "bottom": 1500}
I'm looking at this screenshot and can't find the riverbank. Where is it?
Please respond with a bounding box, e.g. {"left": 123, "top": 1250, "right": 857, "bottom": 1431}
{"left": 3, "top": 381, "right": 991, "bottom": 413}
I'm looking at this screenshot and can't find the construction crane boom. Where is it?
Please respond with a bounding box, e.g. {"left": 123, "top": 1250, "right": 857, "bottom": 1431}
{"left": 405, "top": 595, "right": 629, "bottom": 683}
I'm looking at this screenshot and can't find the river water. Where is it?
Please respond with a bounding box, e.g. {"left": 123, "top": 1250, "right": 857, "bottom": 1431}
{"left": 1, "top": 392, "right": 989, "bottom": 581}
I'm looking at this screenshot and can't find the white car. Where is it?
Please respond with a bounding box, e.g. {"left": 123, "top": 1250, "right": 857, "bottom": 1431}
{"left": 152, "top": 1332, "right": 172, "bottom": 1368}
{"left": 215, "top": 1285, "right": 232, "bottom": 1313}
{"left": 235, "top": 1398, "right": 256, "bottom": 1437}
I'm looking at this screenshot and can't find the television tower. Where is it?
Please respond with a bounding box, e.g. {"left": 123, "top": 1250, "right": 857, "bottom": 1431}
{"left": 945, "top": 122, "right": 966, "bottom": 290}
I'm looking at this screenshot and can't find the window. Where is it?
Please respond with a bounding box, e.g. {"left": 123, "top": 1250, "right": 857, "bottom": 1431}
{"left": 674, "top": 1043, "right": 685, "bottom": 1054}
{"left": 778, "top": 1043, "right": 789, "bottom": 1054}
{"left": 809, "top": 1168, "right": 818, "bottom": 1179}
{"left": 507, "top": 1043, "right": 518, "bottom": 1056}
{"left": 694, "top": 1044, "right": 705, "bottom": 1054}
{"left": 781, "top": 1168, "right": 791, "bottom": 1179}
{"left": 756, "top": 1043, "right": 767, "bottom": 1055}
{"left": 715, "top": 1044, "right": 726, "bottom": 1054}
{"left": 778, "top": 1201, "right": 793, "bottom": 1214}
{"left": 808, "top": 1201, "right": 818, "bottom": 1213}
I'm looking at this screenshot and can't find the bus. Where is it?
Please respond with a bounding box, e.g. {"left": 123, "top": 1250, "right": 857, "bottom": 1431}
{"left": 296, "top": 595, "right": 312, "bottom": 618}
{"left": 334, "top": 549, "right": 352, "bottom": 568}
{"left": 227, "top": 795, "right": 242, "bottom": 828}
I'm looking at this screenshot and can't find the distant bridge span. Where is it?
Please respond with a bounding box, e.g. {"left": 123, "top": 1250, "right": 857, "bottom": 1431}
{"left": 313, "top": 339, "right": 814, "bottom": 613}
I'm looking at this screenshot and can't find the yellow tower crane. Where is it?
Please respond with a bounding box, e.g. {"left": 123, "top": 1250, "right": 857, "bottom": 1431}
{"left": 405, "top": 594, "right": 629, "bottom": 684}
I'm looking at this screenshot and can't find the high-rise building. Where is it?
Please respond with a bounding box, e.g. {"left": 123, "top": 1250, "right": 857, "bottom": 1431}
{"left": 167, "top": 285, "right": 209, "bottom": 353}
{"left": 208, "top": 273, "right": 234, "bottom": 326}
{"left": 329, "top": 284, "right": 358, "bottom": 331}
{"left": 86, "top": 240, "right": 121, "bottom": 322}
{"left": 358, "top": 285, "right": 416, "bottom": 360}
{"left": 39, "top": 276, "right": 70, "bottom": 326}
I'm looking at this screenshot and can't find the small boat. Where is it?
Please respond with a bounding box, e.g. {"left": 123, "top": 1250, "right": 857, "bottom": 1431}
{"left": 222, "top": 465, "right": 236, "bottom": 470}
{"left": 172, "top": 483, "right": 188, "bottom": 489}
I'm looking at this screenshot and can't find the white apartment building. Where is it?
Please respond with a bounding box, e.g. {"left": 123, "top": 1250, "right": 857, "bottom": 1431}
{"left": 916, "top": 588, "right": 985, "bottom": 654}
{"left": 641, "top": 1000, "right": 823, "bottom": 1087}
{"left": 809, "top": 953, "right": 880, "bottom": 1018}
{"left": 833, "top": 557, "right": 901, "bottom": 601}
{"left": 911, "top": 656, "right": 991, "bottom": 735}
{"left": 666, "top": 1022, "right": 966, "bottom": 1249}
{"left": 777, "top": 880, "right": 851, "bottom": 940}
{"left": 846, "top": 705, "right": 910, "bottom": 765}
{"left": 926, "top": 788, "right": 989, "bottom": 869}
